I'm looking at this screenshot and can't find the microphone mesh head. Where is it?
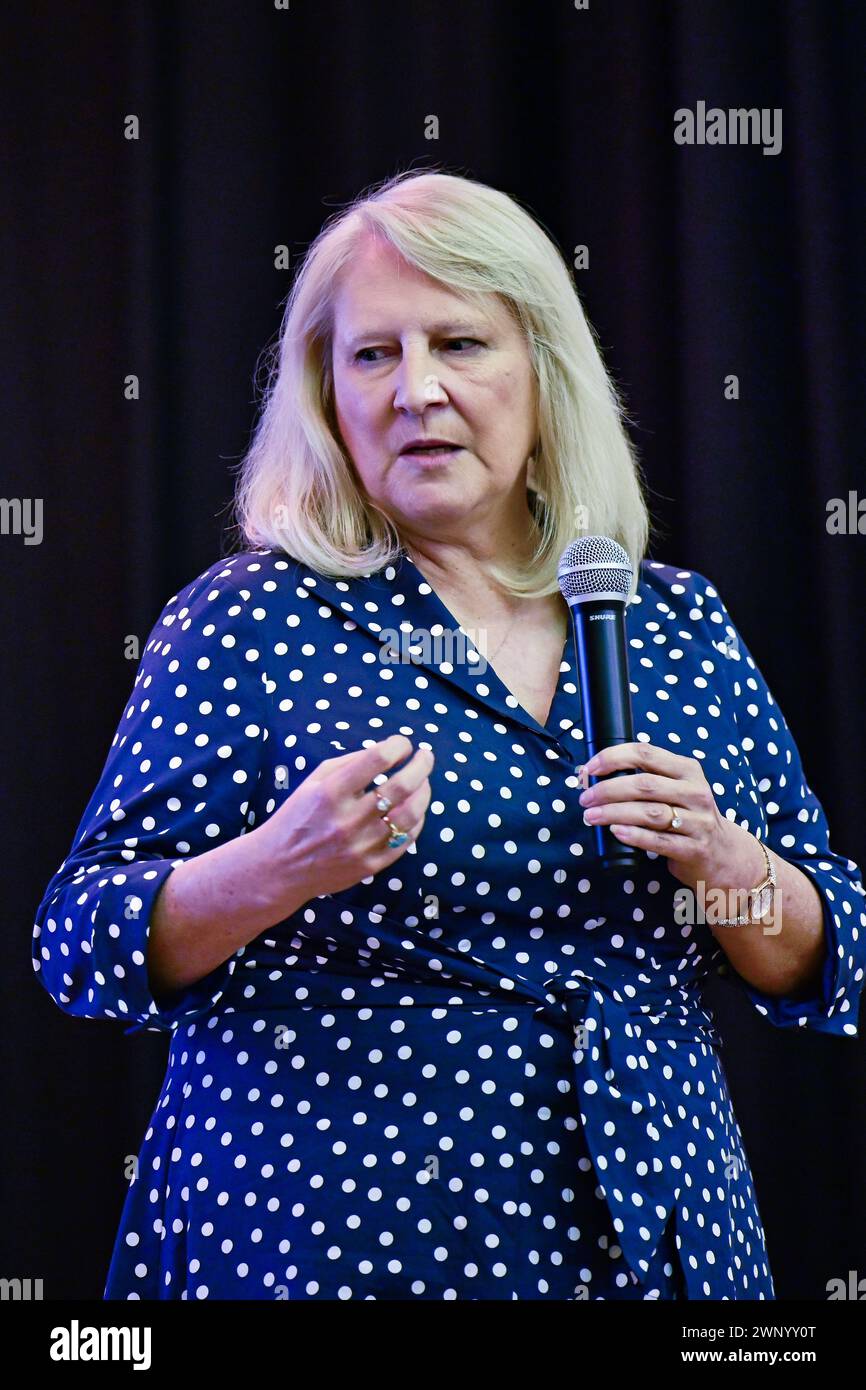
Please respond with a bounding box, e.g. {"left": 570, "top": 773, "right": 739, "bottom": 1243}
{"left": 557, "top": 535, "right": 633, "bottom": 602}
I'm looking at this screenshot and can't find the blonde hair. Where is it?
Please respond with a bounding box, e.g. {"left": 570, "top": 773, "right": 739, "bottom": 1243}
{"left": 228, "top": 168, "right": 656, "bottom": 600}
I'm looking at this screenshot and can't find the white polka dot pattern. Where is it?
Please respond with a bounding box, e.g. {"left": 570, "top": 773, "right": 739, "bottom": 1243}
{"left": 32, "top": 549, "right": 866, "bottom": 1300}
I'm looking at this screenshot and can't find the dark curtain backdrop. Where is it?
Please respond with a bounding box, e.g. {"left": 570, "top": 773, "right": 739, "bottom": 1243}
{"left": 3, "top": 0, "right": 864, "bottom": 1301}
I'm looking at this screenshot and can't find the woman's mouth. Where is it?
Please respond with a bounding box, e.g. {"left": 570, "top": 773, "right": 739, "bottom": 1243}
{"left": 399, "top": 445, "right": 464, "bottom": 461}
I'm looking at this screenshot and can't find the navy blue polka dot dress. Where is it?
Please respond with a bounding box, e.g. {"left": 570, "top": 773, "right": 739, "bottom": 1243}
{"left": 33, "top": 547, "right": 866, "bottom": 1300}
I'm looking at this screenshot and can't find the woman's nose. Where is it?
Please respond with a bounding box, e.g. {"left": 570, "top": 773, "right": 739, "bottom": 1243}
{"left": 393, "top": 350, "right": 448, "bottom": 413}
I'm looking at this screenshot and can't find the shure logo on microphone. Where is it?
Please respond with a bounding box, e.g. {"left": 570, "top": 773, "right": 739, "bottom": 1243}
{"left": 589, "top": 613, "right": 615, "bottom": 621}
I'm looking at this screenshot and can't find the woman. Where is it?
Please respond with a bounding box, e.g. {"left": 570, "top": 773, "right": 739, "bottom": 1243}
{"left": 33, "top": 170, "right": 865, "bottom": 1301}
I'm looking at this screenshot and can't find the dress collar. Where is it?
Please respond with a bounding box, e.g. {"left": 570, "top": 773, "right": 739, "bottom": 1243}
{"left": 288, "top": 545, "right": 582, "bottom": 745}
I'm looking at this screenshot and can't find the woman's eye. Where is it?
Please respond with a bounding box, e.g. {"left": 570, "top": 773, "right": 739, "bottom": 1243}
{"left": 354, "top": 339, "right": 481, "bottom": 363}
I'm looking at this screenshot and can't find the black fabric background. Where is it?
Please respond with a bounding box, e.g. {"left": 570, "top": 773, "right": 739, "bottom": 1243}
{"left": 3, "top": 0, "right": 864, "bottom": 1300}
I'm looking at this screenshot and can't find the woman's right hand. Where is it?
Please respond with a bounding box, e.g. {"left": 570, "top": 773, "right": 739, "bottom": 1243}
{"left": 256, "top": 734, "right": 435, "bottom": 909}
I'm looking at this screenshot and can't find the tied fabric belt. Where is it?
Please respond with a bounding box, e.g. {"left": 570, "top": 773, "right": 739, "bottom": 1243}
{"left": 528, "top": 970, "right": 724, "bottom": 1290}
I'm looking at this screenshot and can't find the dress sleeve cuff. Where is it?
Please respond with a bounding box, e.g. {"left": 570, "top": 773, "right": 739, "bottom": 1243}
{"left": 36, "top": 856, "right": 241, "bottom": 1036}
{"left": 734, "top": 857, "right": 866, "bottom": 1036}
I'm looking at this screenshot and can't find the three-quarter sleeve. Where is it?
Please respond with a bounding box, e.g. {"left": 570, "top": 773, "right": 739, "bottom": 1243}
{"left": 693, "top": 571, "right": 866, "bottom": 1035}
{"left": 32, "top": 563, "right": 273, "bottom": 1034}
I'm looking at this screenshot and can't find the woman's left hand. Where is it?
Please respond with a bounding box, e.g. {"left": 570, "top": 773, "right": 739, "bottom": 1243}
{"left": 578, "top": 741, "right": 750, "bottom": 890}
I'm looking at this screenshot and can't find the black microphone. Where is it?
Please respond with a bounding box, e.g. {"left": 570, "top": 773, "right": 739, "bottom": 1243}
{"left": 558, "top": 535, "right": 639, "bottom": 871}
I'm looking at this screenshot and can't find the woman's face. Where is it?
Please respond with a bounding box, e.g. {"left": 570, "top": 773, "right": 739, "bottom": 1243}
{"left": 329, "top": 235, "right": 538, "bottom": 547}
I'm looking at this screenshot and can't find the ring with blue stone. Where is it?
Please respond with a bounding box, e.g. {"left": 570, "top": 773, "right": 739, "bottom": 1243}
{"left": 383, "top": 817, "right": 409, "bottom": 848}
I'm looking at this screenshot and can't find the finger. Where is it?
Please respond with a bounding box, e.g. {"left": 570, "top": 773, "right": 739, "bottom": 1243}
{"left": 583, "top": 799, "right": 685, "bottom": 833}
{"left": 361, "top": 745, "right": 434, "bottom": 811}
{"left": 361, "top": 761, "right": 430, "bottom": 822}
{"left": 607, "top": 821, "right": 691, "bottom": 856}
{"left": 585, "top": 742, "right": 695, "bottom": 780}
{"left": 325, "top": 734, "right": 417, "bottom": 796}
{"left": 582, "top": 771, "right": 697, "bottom": 808}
